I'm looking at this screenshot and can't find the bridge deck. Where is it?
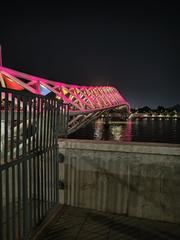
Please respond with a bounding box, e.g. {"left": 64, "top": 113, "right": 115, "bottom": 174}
{"left": 38, "top": 205, "right": 180, "bottom": 240}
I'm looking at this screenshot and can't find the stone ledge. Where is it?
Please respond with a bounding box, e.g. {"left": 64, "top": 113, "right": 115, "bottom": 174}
{"left": 59, "top": 139, "right": 180, "bottom": 156}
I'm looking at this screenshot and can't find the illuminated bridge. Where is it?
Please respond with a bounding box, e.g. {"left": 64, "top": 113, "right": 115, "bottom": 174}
{"left": 0, "top": 51, "right": 130, "bottom": 134}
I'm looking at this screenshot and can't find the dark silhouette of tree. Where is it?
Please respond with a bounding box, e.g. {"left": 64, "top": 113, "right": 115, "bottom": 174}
{"left": 138, "top": 106, "right": 151, "bottom": 113}
{"left": 156, "top": 106, "right": 165, "bottom": 113}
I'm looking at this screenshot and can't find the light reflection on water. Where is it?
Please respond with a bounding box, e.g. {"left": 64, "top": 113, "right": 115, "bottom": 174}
{"left": 69, "top": 118, "right": 180, "bottom": 144}
{"left": 94, "top": 120, "right": 132, "bottom": 141}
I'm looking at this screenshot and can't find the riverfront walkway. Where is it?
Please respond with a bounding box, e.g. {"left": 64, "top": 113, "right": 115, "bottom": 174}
{"left": 38, "top": 205, "right": 180, "bottom": 240}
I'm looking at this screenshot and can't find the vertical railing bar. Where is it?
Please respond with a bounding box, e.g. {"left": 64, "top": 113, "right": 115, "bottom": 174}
{"left": 49, "top": 99, "right": 53, "bottom": 206}
{"left": 53, "top": 100, "right": 57, "bottom": 204}
{"left": 62, "top": 103, "right": 65, "bottom": 137}
{"left": 4, "top": 92, "right": 8, "bottom": 164}
{"left": 63, "top": 104, "right": 65, "bottom": 136}
{"left": 59, "top": 103, "right": 63, "bottom": 136}
{"left": 46, "top": 98, "right": 50, "bottom": 209}
{"left": 40, "top": 97, "right": 44, "bottom": 218}
{"left": 50, "top": 99, "right": 54, "bottom": 204}
{"left": 47, "top": 150, "right": 50, "bottom": 207}
{"left": 49, "top": 98, "right": 52, "bottom": 145}
{"left": 50, "top": 98, "right": 54, "bottom": 206}
{"left": 28, "top": 96, "right": 33, "bottom": 230}
{"left": 56, "top": 100, "right": 60, "bottom": 203}
{"left": 65, "top": 104, "right": 67, "bottom": 136}
{"left": 64, "top": 104, "right": 66, "bottom": 137}
{"left": 36, "top": 96, "right": 41, "bottom": 223}
{"left": 22, "top": 96, "right": 29, "bottom": 239}
{"left": 61, "top": 104, "right": 64, "bottom": 136}
{"left": 52, "top": 99, "right": 56, "bottom": 203}
{"left": 63, "top": 104, "right": 65, "bottom": 135}
{"left": 66, "top": 104, "right": 69, "bottom": 137}
{"left": 43, "top": 98, "right": 47, "bottom": 214}
{"left": 64, "top": 104, "right": 66, "bottom": 135}
{"left": 32, "top": 96, "right": 37, "bottom": 226}
{"left": 4, "top": 92, "right": 10, "bottom": 240}
{"left": 16, "top": 95, "right": 21, "bottom": 239}
{"left": 55, "top": 100, "right": 58, "bottom": 203}
{"left": 10, "top": 94, "right": 15, "bottom": 161}
{"left": 46, "top": 98, "right": 50, "bottom": 150}
{"left": 11, "top": 94, "right": 16, "bottom": 240}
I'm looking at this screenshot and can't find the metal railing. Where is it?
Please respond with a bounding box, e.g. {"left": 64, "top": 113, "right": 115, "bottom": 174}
{"left": 0, "top": 88, "right": 68, "bottom": 239}
{"left": 58, "top": 103, "right": 69, "bottom": 138}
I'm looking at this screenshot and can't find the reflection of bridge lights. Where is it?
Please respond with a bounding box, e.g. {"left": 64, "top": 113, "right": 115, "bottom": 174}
{"left": 94, "top": 119, "right": 103, "bottom": 140}
{"left": 110, "top": 120, "right": 132, "bottom": 141}
{"left": 111, "top": 125, "right": 123, "bottom": 140}
{"left": 93, "top": 119, "right": 133, "bottom": 142}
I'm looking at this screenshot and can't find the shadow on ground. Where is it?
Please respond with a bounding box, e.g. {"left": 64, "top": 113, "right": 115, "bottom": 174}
{"left": 39, "top": 206, "right": 180, "bottom": 240}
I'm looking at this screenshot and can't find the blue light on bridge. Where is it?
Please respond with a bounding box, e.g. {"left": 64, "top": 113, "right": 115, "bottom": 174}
{"left": 40, "top": 84, "right": 51, "bottom": 95}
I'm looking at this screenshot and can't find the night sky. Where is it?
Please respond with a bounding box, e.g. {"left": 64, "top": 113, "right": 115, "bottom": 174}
{"left": 1, "top": 2, "right": 180, "bottom": 108}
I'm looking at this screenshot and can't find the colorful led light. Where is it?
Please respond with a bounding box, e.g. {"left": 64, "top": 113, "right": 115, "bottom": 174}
{"left": 40, "top": 84, "right": 51, "bottom": 95}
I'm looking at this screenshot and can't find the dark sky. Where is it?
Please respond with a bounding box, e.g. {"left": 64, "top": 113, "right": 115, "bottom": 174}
{"left": 1, "top": 1, "right": 180, "bottom": 108}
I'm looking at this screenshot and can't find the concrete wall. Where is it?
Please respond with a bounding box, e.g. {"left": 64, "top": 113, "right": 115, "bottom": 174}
{"left": 58, "top": 139, "right": 180, "bottom": 223}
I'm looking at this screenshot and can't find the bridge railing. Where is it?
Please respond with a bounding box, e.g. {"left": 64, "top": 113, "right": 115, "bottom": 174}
{"left": 0, "top": 88, "right": 69, "bottom": 239}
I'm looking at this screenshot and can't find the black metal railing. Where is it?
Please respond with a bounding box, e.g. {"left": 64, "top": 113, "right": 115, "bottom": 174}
{"left": 0, "top": 88, "right": 68, "bottom": 240}
{"left": 58, "top": 103, "right": 69, "bottom": 137}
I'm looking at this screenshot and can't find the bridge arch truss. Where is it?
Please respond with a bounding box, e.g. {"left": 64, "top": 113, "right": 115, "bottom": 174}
{"left": 0, "top": 66, "right": 130, "bottom": 134}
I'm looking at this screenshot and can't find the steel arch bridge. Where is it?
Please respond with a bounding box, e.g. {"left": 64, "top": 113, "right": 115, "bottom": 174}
{"left": 0, "top": 52, "right": 130, "bottom": 134}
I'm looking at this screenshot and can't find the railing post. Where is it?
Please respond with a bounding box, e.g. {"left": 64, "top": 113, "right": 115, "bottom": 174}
{"left": 22, "top": 96, "right": 29, "bottom": 239}
{"left": 65, "top": 104, "right": 69, "bottom": 138}
{"left": 55, "top": 99, "right": 62, "bottom": 203}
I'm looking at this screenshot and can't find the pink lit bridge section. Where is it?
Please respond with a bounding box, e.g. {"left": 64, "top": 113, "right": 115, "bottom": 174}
{"left": 0, "top": 51, "right": 130, "bottom": 134}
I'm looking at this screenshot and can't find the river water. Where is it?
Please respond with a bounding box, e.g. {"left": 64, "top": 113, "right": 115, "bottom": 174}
{"left": 69, "top": 118, "right": 180, "bottom": 144}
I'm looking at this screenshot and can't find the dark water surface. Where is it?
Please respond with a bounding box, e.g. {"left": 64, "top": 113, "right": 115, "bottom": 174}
{"left": 69, "top": 118, "right": 180, "bottom": 144}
